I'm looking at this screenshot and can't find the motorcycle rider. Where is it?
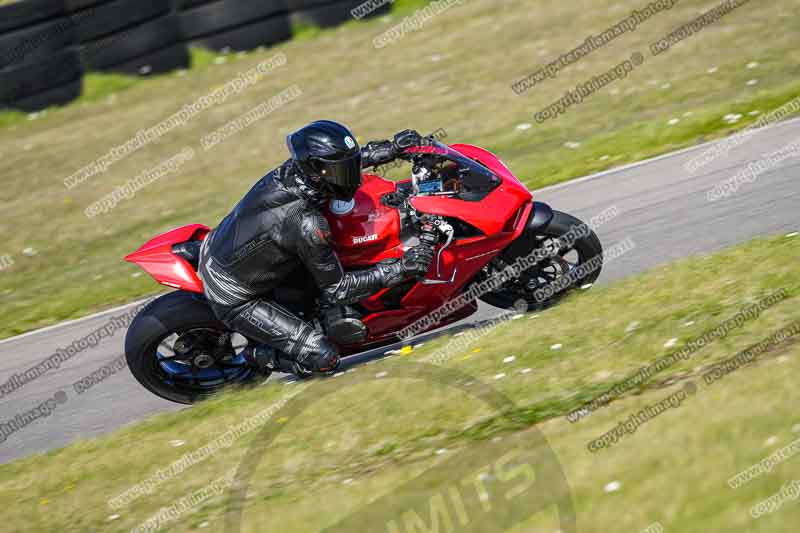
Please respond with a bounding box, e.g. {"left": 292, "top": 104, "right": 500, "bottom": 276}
{"left": 197, "top": 120, "right": 434, "bottom": 376}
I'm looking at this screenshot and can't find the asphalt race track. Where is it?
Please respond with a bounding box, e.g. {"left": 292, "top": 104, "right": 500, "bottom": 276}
{"left": 1, "top": 118, "right": 798, "bottom": 465}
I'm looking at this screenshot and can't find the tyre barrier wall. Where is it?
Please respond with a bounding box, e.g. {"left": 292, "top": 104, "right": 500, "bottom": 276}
{"left": 69, "top": 0, "right": 190, "bottom": 76}
{"left": 0, "top": 0, "right": 389, "bottom": 111}
{"left": 176, "top": 0, "right": 291, "bottom": 52}
{"left": 0, "top": 0, "right": 82, "bottom": 111}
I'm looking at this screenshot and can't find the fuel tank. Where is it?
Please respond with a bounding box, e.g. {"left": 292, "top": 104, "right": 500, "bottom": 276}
{"left": 322, "top": 173, "right": 403, "bottom": 267}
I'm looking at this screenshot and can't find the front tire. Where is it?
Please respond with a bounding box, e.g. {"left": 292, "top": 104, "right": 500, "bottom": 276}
{"left": 125, "top": 291, "right": 261, "bottom": 404}
{"left": 479, "top": 210, "right": 603, "bottom": 311}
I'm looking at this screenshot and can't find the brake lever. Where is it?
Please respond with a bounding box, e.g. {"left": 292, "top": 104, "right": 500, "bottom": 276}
{"left": 418, "top": 218, "right": 454, "bottom": 282}
{"left": 435, "top": 222, "right": 454, "bottom": 277}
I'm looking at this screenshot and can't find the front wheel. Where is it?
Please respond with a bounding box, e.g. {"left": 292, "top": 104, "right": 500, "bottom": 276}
{"left": 478, "top": 210, "right": 603, "bottom": 311}
{"left": 125, "top": 291, "right": 263, "bottom": 404}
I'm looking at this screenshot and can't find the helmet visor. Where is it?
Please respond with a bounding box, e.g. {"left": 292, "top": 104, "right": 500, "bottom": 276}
{"left": 314, "top": 152, "right": 362, "bottom": 199}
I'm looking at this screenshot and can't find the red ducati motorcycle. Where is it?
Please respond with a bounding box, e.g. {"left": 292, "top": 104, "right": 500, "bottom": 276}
{"left": 124, "top": 141, "right": 602, "bottom": 403}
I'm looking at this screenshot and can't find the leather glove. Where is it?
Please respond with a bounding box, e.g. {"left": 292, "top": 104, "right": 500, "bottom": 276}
{"left": 401, "top": 245, "right": 435, "bottom": 278}
{"left": 381, "top": 191, "right": 408, "bottom": 208}
{"left": 392, "top": 129, "right": 423, "bottom": 151}
{"left": 361, "top": 140, "right": 395, "bottom": 168}
{"left": 375, "top": 245, "right": 435, "bottom": 287}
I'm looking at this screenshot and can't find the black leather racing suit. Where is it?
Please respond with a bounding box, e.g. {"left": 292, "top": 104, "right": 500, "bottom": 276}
{"left": 198, "top": 142, "right": 405, "bottom": 372}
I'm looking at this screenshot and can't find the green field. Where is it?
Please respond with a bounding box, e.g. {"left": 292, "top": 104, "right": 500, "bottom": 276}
{"left": 2, "top": 2, "right": 798, "bottom": 531}
{"left": 0, "top": 0, "right": 799, "bottom": 338}
{"left": 1, "top": 234, "right": 798, "bottom": 531}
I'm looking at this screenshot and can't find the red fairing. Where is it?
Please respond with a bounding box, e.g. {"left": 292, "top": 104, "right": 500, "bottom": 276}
{"left": 360, "top": 201, "right": 533, "bottom": 341}
{"left": 124, "top": 224, "right": 209, "bottom": 293}
{"left": 357, "top": 143, "right": 533, "bottom": 340}
{"left": 322, "top": 173, "right": 403, "bottom": 267}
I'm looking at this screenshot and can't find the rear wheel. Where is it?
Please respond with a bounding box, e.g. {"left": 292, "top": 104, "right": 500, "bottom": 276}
{"left": 125, "top": 291, "right": 265, "bottom": 404}
{"left": 478, "top": 210, "right": 603, "bottom": 311}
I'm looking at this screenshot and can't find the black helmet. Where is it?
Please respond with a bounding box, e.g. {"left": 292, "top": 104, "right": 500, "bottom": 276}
{"left": 286, "top": 120, "right": 362, "bottom": 200}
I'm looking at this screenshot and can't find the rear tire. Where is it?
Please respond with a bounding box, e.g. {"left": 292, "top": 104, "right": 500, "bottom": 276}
{"left": 479, "top": 210, "right": 603, "bottom": 311}
{"left": 125, "top": 291, "right": 261, "bottom": 404}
